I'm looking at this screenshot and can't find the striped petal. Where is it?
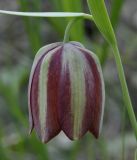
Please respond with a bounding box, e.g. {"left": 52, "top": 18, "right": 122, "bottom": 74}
{"left": 29, "top": 45, "right": 62, "bottom": 142}
{"left": 78, "top": 47, "right": 105, "bottom": 138}
{"left": 28, "top": 41, "right": 105, "bottom": 142}
{"left": 39, "top": 46, "right": 63, "bottom": 142}
{"left": 28, "top": 42, "right": 62, "bottom": 134}
{"left": 58, "top": 43, "right": 105, "bottom": 139}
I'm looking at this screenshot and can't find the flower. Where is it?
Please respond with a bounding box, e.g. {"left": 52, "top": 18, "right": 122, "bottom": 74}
{"left": 28, "top": 42, "right": 105, "bottom": 143}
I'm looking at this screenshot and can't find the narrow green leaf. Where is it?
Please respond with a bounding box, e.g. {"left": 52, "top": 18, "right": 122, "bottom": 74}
{"left": 100, "top": 0, "right": 124, "bottom": 65}
{"left": 0, "top": 9, "right": 89, "bottom": 41}
{"left": 0, "top": 10, "right": 86, "bottom": 17}
{"left": 87, "top": 0, "right": 116, "bottom": 45}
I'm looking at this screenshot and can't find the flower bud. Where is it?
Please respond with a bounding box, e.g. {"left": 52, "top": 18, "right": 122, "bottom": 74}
{"left": 28, "top": 42, "right": 105, "bottom": 143}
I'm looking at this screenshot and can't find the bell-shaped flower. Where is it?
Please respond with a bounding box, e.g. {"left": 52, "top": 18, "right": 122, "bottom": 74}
{"left": 28, "top": 42, "right": 105, "bottom": 143}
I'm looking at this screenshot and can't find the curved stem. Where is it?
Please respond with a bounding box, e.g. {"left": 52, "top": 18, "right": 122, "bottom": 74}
{"left": 63, "top": 18, "right": 79, "bottom": 43}
{"left": 63, "top": 15, "right": 93, "bottom": 43}
{"left": 113, "top": 44, "right": 137, "bottom": 139}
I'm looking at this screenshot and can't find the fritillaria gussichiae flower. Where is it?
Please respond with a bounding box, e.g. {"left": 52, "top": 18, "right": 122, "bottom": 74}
{"left": 28, "top": 42, "right": 105, "bottom": 143}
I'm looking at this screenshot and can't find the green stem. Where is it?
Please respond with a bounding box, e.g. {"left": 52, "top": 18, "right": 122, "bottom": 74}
{"left": 121, "top": 105, "right": 126, "bottom": 160}
{"left": 63, "top": 18, "right": 79, "bottom": 43}
{"left": 63, "top": 15, "right": 93, "bottom": 43}
{"left": 100, "top": 0, "right": 124, "bottom": 66}
{"left": 112, "top": 44, "right": 137, "bottom": 140}
{"left": 135, "top": 148, "right": 137, "bottom": 160}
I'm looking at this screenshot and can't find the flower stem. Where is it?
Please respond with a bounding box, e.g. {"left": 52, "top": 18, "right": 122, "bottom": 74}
{"left": 63, "top": 14, "right": 93, "bottom": 43}
{"left": 63, "top": 18, "right": 79, "bottom": 43}
{"left": 112, "top": 44, "right": 137, "bottom": 140}
{"left": 135, "top": 148, "right": 137, "bottom": 160}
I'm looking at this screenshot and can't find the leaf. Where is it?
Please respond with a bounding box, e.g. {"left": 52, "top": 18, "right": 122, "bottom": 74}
{"left": 100, "top": 0, "right": 124, "bottom": 65}
{"left": 0, "top": 10, "right": 86, "bottom": 17}
{"left": 87, "top": 0, "right": 116, "bottom": 45}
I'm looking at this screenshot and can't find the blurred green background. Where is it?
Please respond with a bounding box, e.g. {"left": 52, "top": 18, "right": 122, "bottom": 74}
{"left": 0, "top": 0, "right": 137, "bottom": 159}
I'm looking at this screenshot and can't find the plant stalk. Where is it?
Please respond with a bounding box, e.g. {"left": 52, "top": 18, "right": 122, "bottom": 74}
{"left": 63, "top": 15, "right": 93, "bottom": 43}
{"left": 63, "top": 18, "right": 79, "bottom": 43}
{"left": 112, "top": 44, "right": 137, "bottom": 140}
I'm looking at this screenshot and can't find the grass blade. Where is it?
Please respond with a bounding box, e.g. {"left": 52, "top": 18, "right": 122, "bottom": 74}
{"left": 87, "top": 0, "right": 116, "bottom": 45}
{"left": 100, "top": 0, "right": 124, "bottom": 65}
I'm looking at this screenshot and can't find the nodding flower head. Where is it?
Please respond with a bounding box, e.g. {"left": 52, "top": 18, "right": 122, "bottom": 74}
{"left": 28, "top": 42, "right": 105, "bottom": 143}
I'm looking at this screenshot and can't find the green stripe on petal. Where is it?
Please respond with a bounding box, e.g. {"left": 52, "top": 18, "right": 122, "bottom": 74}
{"left": 38, "top": 46, "right": 61, "bottom": 142}
{"left": 29, "top": 42, "right": 61, "bottom": 88}
{"left": 28, "top": 42, "right": 61, "bottom": 108}
{"left": 28, "top": 43, "right": 61, "bottom": 133}
{"left": 62, "top": 44, "right": 93, "bottom": 139}
{"left": 77, "top": 46, "right": 105, "bottom": 135}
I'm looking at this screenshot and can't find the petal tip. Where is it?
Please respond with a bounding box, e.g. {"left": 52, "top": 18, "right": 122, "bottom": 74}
{"left": 29, "top": 125, "right": 34, "bottom": 135}
{"left": 42, "top": 137, "right": 46, "bottom": 143}
{"left": 90, "top": 128, "right": 100, "bottom": 139}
